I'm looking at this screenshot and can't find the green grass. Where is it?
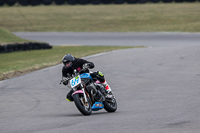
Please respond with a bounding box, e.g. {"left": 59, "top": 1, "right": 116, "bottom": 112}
{"left": 0, "top": 3, "right": 200, "bottom": 32}
{"left": 0, "top": 27, "right": 30, "bottom": 44}
{"left": 0, "top": 45, "right": 141, "bottom": 80}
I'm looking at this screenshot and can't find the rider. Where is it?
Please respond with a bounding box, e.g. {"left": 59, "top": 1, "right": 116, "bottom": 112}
{"left": 62, "top": 54, "right": 112, "bottom": 102}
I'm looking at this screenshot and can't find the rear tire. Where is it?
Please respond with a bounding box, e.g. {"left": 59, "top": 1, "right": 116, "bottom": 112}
{"left": 104, "top": 97, "right": 117, "bottom": 112}
{"left": 73, "top": 93, "right": 92, "bottom": 116}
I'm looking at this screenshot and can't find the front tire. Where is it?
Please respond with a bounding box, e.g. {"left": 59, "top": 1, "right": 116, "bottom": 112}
{"left": 73, "top": 93, "right": 92, "bottom": 116}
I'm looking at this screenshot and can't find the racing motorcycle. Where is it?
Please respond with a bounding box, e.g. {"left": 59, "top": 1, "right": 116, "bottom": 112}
{"left": 60, "top": 66, "right": 117, "bottom": 115}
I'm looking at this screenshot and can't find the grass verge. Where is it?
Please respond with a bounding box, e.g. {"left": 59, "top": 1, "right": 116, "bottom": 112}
{"left": 0, "top": 3, "right": 200, "bottom": 32}
{"left": 0, "top": 45, "right": 142, "bottom": 80}
{"left": 0, "top": 27, "right": 30, "bottom": 44}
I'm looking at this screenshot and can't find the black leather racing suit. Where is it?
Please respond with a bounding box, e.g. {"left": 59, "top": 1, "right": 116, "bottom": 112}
{"left": 62, "top": 58, "right": 105, "bottom": 101}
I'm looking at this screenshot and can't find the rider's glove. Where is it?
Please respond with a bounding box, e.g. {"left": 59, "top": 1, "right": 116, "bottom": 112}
{"left": 63, "top": 80, "right": 68, "bottom": 85}
{"left": 83, "top": 63, "right": 90, "bottom": 69}
{"left": 62, "top": 77, "right": 69, "bottom": 85}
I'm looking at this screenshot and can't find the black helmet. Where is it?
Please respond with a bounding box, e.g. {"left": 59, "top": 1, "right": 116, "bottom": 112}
{"left": 62, "top": 54, "right": 75, "bottom": 69}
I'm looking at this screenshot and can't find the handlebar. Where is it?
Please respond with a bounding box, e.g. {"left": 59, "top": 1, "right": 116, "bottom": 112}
{"left": 60, "top": 67, "right": 89, "bottom": 84}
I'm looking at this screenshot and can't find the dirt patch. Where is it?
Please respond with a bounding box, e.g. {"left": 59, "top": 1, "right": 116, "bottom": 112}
{"left": 0, "top": 65, "right": 56, "bottom": 81}
{"left": 1, "top": 69, "right": 36, "bottom": 80}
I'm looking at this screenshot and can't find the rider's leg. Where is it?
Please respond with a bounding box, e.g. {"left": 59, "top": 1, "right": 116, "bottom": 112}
{"left": 91, "top": 71, "right": 113, "bottom": 98}
{"left": 101, "top": 80, "right": 112, "bottom": 92}
{"left": 95, "top": 71, "right": 112, "bottom": 93}
{"left": 66, "top": 89, "right": 74, "bottom": 102}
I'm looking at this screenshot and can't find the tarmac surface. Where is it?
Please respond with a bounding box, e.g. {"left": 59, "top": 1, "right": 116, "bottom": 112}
{"left": 14, "top": 32, "right": 200, "bottom": 47}
{"left": 1, "top": 32, "right": 200, "bottom": 133}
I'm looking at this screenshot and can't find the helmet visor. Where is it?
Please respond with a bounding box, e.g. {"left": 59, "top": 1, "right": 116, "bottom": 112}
{"left": 64, "top": 61, "right": 72, "bottom": 69}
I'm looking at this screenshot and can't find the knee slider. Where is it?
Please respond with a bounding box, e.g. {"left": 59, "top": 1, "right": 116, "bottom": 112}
{"left": 95, "top": 71, "right": 105, "bottom": 82}
{"left": 98, "top": 71, "right": 104, "bottom": 77}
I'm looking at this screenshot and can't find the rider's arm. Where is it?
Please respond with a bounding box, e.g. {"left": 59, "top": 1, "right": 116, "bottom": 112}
{"left": 62, "top": 66, "right": 69, "bottom": 77}
{"left": 79, "top": 58, "right": 95, "bottom": 69}
{"left": 86, "top": 62, "right": 95, "bottom": 69}
{"left": 62, "top": 67, "right": 71, "bottom": 85}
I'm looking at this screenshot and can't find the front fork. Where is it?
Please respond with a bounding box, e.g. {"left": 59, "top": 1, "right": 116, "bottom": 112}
{"left": 72, "top": 84, "right": 89, "bottom": 103}
{"left": 81, "top": 84, "right": 88, "bottom": 103}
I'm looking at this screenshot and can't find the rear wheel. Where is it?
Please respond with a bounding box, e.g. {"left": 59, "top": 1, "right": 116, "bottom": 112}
{"left": 73, "top": 93, "right": 92, "bottom": 115}
{"left": 104, "top": 97, "right": 117, "bottom": 112}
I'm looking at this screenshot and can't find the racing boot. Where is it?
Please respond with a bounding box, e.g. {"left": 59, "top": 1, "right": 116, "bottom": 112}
{"left": 96, "top": 71, "right": 113, "bottom": 99}
{"left": 102, "top": 80, "right": 113, "bottom": 99}
{"left": 66, "top": 90, "right": 74, "bottom": 102}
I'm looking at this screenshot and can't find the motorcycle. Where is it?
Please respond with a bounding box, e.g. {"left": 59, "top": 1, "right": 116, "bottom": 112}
{"left": 60, "top": 66, "right": 117, "bottom": 115}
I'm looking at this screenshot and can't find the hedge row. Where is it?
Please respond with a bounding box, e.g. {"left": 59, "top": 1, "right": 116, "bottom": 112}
{"left": 0, "top": 42, "right": 52, "bottom": 53}
{"left": 0, "top": 0, "right": 199, "bottom": 6}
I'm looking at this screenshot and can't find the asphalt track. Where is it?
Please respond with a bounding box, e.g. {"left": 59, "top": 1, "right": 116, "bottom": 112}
{"left": 14, "top": 32, "right": 200, "bottom": 47}
{"left": 1, "top": 32, "right": 200, "bottom": 133}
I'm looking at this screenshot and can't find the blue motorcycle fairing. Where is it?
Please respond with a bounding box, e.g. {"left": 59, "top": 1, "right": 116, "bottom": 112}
{"left": 80, "top": 73, "right": 104, "bottom": 111}
{"left": 92, "top": 102, "right": 104, "bottom": 111}
{"left": 80, "top": 73, "right": 93, "bottom": 80}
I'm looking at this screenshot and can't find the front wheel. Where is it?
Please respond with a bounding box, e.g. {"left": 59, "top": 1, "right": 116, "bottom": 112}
{"left": 103, "top": 97, "right": 117, "bottom": 112}
{"left": 73, "top": 93, "right": 92, "bottom": 115}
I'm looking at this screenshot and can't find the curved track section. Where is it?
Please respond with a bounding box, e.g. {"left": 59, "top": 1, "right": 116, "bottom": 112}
{"left": 14, "top": 32, "right": 200, "bottom": 47}
{"left": 1, "top": 33, "right": 200, "bottom": 133}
